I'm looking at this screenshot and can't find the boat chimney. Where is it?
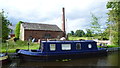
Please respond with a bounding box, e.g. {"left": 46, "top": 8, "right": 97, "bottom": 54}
{"left": 62, "top": 7, "right": 66, "bottom": 37}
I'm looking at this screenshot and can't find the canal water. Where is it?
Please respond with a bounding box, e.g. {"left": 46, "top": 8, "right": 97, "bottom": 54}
{"left": 1, "top": 51, "right": 120, "bottom": 67}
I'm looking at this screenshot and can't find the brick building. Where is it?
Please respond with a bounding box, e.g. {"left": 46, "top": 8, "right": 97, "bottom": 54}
{"left": 20, "top": 22, "right": 64, "bottom": 41}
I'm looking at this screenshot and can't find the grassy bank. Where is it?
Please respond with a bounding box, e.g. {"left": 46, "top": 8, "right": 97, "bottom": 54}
{"left": 97, "top": 44, "right": 119, "bottom": 48}
{"left": 68, "top": 36, "right": 120, "bottom": 48}
{"left": 1, "top": 37, "right": 119, "bottom": 53}
{"left": 1, "top": 40, "right": 40, "bottom": 53}
{"left": 103, "top": 45, "right": 119, "bottom": 48}
{"left": 68, "top": 36, "right": 93, "bottom": 40}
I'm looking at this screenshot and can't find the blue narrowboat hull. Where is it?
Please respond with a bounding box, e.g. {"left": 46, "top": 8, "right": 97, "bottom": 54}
{"left": 16, "top": 49, "right": 108, "bottom": 61}
{"left": 16, "top": 40, "right": 108, "bottom": 61}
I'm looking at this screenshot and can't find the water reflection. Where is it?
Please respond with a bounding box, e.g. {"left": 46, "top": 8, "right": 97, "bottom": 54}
{"left": 2, "top": 51, "right": 119, "bottom": 67}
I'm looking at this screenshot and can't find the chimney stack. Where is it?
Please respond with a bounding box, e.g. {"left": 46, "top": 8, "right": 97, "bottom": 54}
{"left": 62, "top": 7, "right": 66, "bottom": 37}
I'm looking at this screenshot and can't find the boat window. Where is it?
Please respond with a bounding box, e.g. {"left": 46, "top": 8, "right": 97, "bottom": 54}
{"left": 88, "top": 44, "right": 92, "bottom": 48}
{"left": 62, "top": 44, "right": 71, "bottom": 50}
{"left": 50, "top": 44, "right": 56, "bottom": 51}
{"left": 76, "top": 43, "right": 81, "bottom": 50}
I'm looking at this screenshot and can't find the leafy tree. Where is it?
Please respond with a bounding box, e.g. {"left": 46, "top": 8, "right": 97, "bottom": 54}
{"left": 89, "top": 13, "right": 107, "bottom": 40}
{"left": 67, "top": 33, "right": 71, "bottom": 36}
{"left": 106, "top": 1, "right": 120, "bottom": 45}
{"left": 75, "top": 30, "right": 85, "bottom": 37}
{"left": 85, "top": 29, "right": 93, "bottom": 37}
{"left": 0, "top": 9, "right": 11, "bottom": 42}
{"left": 90, "top": 13, "right": 101, "bottom": 34}
{"left": 70, "top": 31, "right": 75, "bottom": 36}
{"left": 15, "top": 21, "right": 23, "bottom": 39}
{"left": 71, "top": 31, "right": 74, "bottom": 35}
{"left": 101, "top": 28, "right": 109, "bottom": 40}
{"left": 67, "top": 31, "right": 75, "bottom": 36}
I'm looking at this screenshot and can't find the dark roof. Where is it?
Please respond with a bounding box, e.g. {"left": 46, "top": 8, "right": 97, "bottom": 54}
{"left": 21, "top": 22, "right": 62, "bottom": 31}
{"left": 42, "top": 40, "right": 96, "bottom": 43}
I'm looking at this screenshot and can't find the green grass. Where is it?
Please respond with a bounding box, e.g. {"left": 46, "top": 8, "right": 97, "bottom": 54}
{"left": 97, "top": 44, "right": 120, "bottom": 48}
{"left": 68, "top": 36, "right": 93, "bottom": 40}
{"left": 1, "top": 40, "right": 40, "bottom": 53}
{"left": 68, "top": 36, "right": 120, "bottom": 48}
{"left": 2, "top": 37, "right": 119, "bottom": 53}
{"left": 107, "top": 45, "right": 120, "bottom": 48}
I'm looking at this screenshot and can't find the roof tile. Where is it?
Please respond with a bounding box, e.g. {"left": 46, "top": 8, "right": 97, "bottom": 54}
{"left": 22, "top": 22, "right": 62, "bottom": 31}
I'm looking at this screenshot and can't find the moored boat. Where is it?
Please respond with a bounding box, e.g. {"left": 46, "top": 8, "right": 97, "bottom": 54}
{"left": 16, "top": 40, "right": 108, "bottom": 61}
{"left": 0, "top": 53, "right": 9, "bottom": 63}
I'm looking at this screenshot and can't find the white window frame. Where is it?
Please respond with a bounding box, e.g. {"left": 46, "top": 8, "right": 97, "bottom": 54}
{"left": 61, "top": 44, "right": 71, "bottom": 50}
{"left": 50, "top": 44, "right": 56, "bottom": 51}
{"left": 88, "top": 44, "right": 92, "bottom": 48}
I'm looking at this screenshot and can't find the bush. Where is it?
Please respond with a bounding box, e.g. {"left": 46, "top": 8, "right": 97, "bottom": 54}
{"left": 13, "top": 38, "right": 19, "bottom": 42}
{"left": 15, "top": 40, "right": 28, "bottom": 46}
{"left": 15, "top": 21, "right": 23, "bottom": 38}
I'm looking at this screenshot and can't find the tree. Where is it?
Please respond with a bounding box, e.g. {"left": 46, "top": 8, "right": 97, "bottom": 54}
{"left": 90, "top": 13, "right": 102, "bottom": 34}
{"left": 101, "top": 28, "right": 109, "bottom": 40}
{"left": 71, "top": 31, "right": 74, "bottom": 36}
{"left": 106, "top": 1, "right": 120, "bottom": 45}
{"left": 70, "top": 31, "right": 75, "bottom": 36}
{"left": 75, "top": 30, "right": 85, "bottom": 37}
{"left": 89, "top": 13, "right": 106, "bottom": 40}
{"left": 67, "top": 31, "right": 75, "bottom": 36}
{"left": 0, "top": 9, "right": 11, "bottom": 42}
{"left": 67, "top": 33, "right": 71, "bottom": 36}
{"left": 85, "top": 29, "right": 93, "bottom": 37}
{"left": 15, "top": 21, "right": 23, "bottom": 39}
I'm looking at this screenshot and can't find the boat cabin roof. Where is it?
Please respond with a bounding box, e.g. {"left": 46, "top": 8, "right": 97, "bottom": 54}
{"left": 42, "top": 40, "right": 96, "bottom": 43}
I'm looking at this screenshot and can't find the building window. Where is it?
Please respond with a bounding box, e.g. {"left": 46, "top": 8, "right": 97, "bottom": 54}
{"left": 88, "top": 44, "right": 92, "bottom": 48}
{"left": 62, "top": 44, "right": 71, "bottom": 50}
{"left": 50, "top": 44, "right": 56, "bottom": 51}
{"left": 76, "top": 43, "right": 81, "bottom": 50}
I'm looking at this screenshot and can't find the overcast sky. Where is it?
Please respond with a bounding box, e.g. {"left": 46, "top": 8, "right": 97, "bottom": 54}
{"left": 0, "top": 0, "right": 109, "bottom": 33}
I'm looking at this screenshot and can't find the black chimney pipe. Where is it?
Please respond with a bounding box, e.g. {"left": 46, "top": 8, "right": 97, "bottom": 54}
{"left": 62, "top": 7, "right": 66, "bottom": 37}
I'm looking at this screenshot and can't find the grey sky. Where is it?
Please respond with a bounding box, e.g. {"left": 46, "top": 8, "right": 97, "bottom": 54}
{"left": 0, "top": 0, "right": 109, "bottom": 33}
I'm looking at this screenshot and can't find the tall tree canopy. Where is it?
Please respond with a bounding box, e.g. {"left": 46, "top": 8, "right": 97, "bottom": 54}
{"left": 90, "top": 13, "right": 101, "bottom": 34}
{"left": 0, "top": 9, "right": 11, "bottom": 42}
{"left": 75, "top": 30, "right": 85, "bottom": 37}
{"left": 15, "top": 21, "right": 23, "bottom": 39}
{"left": 70, "top": 31, "right": 75, "bottom": 36}
{"left": 106, "top": 1, "right": 120, "bottom": 45}
{"left": 85, "top": 29, "right": 93, "bottom": 37}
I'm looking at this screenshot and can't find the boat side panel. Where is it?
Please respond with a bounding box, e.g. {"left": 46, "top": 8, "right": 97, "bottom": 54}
{"left": 18, "top": 50, "right": 107, "bottom": 61}
{"left": 42, "top": 41, "right": 98, "bottom": 53}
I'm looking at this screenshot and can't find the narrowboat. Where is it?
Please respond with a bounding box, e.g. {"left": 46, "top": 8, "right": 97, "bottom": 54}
{"left": 0, "top": 53, "right": 9, "bottom": 63}
{"left": 16, "top": 40, "right": 108, "bottom": 61}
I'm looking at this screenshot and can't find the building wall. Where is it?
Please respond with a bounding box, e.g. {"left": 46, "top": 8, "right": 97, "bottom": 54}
{"left": 19, "top": 24, "right": 24, "bottom": 41}
{"left": 24, "top": 30, "right": 63, "bottom": 41}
